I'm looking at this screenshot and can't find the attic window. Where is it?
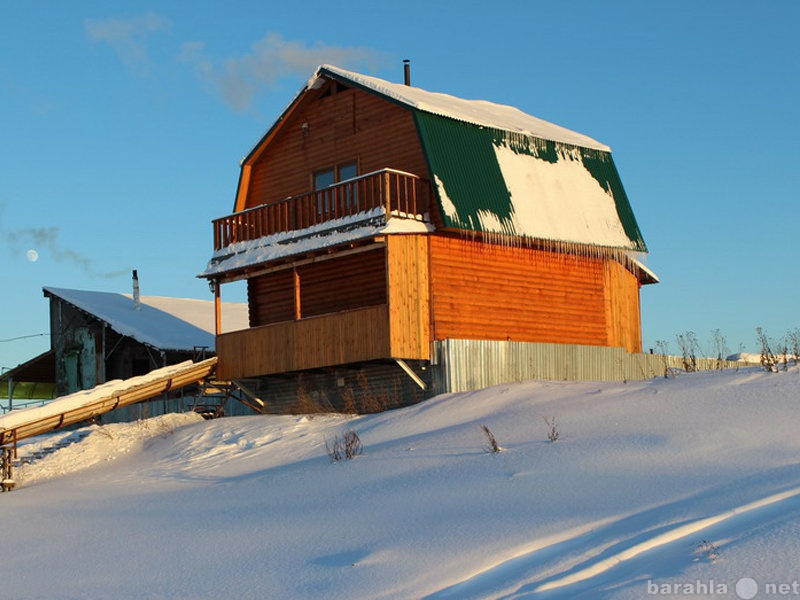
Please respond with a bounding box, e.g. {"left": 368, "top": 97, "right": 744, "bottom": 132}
{"left": 319, "top": 80, "right": 351, "bottom": 98}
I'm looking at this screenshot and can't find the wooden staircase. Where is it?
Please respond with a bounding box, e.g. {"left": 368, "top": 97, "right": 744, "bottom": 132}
{"left": 192, "top": 379, "right": 265, "bottom": 418}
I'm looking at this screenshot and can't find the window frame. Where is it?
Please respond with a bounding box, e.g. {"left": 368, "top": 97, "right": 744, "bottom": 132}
{"left": 313, "top": 160, "right": 358, "bottom": 215}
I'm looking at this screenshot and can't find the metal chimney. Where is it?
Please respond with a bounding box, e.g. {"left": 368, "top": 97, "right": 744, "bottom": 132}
{"left": 403, "top": 59, "right": 411, "bottom": 86}
{"left": 132, "top": 269, "right": 141, "bottom": 310}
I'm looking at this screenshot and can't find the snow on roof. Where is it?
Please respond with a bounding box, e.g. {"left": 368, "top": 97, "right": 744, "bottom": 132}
{"left": 489, "top": 143, "right": 635, "bottom": 248}
{"left": 43, "top": 287, "right": 249, "bottom": 351}
{"left": 314, "top": 65, "right": 611, "bottom": 152}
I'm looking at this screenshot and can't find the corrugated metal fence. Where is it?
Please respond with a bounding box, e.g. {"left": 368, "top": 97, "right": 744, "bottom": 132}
{"left": 432, "top": 339, "right": 756, "bottom": 394}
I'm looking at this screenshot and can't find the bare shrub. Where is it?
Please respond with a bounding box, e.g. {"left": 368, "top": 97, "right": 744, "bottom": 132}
{"left": 293, "top": 375, "right": 334, "bottom": 414}
{"left": 356, "top": 371, "right": 386, "bottom": 414}
{"left": 756, "top": 327, "right": 780, "bottom": 373}
{"left": 543, "top": 416, "right": 560, "bottom": 442}
{"left": 480, "top": 425, "right": 502, "bottom": 453}
{"left": 326, "top": 429, "right": 363, "bottom": 462}
{"left": 709, "top": 329, "right": 728, "bottom": 369}
{"left": 338, "top": 372, "right": 404, "bottom": 415}
{"left": 675, "top": 331, "right": 700, "bottom": 372}
{"left": 788, "top": 329, "right": 800, "bottom": 365}
{"left": 695, "top": 539, "right": 720, "bottom": 563}
{"left": 340, "top": 386, "right": 357, "bottom": 415}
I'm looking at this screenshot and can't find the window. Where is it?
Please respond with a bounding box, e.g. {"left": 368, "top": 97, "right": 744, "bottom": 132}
{"left": 314, "top": 168, "right": 335, "bottom": 191}
{"left": 339, "top": 162, "right": 357, "bottom": 182}
{"left": 314, "top": 161, "right": 358, "bottom": 215}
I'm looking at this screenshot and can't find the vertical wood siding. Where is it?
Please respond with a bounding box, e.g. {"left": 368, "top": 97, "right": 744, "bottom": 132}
{"left": 603, "top": 260, "right": 642, "bottom": 353}
{"left": 217, "top": 306, "right": 390, "bottom": 379}
{"left": 387, "top": 234, "right": 431, "bottom": 360}
{"left": 246, "top": 85, "right": 429, "bottom": 209}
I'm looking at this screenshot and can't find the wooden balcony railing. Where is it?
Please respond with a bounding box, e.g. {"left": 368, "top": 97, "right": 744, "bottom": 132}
{"left": 213, "top": 168, "right": 433, "bottom": 251}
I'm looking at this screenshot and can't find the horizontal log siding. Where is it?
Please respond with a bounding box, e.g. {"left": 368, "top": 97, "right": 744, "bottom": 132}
{"left": 603, "top": 260, "right": 642, "bottom": 353}
{"left": 247, "top": 269, "right": 295, "bottom": 326}
{"left": 246, "top": 86, "right": 429, "bottom": 209}
{"left": 429, "top": 236, "right": 611, "bottom": 346}
{"left": 387, "top": 235, "right": 431, "bottom": 360}
{"left": 246, "top": 247, "right": 387, "bottom": 327}
{"left": 216, "top": 306, "right": 391, "bottom": 379}
{"left": 300, "top": 248, "right": 386, "bottom": 318}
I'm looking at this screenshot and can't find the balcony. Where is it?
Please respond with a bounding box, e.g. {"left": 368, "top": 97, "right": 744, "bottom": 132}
{"left": 213, "top": 169, "right": 433, "bottom": 251}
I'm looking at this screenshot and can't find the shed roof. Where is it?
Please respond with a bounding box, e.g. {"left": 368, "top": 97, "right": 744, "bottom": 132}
{"left": 42, "top": 287, "right": 249, "bottom": 352}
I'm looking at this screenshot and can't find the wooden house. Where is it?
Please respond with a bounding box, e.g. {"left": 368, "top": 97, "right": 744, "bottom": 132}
{"left": 200, "top": 65, "right": 657, "bottom": 412}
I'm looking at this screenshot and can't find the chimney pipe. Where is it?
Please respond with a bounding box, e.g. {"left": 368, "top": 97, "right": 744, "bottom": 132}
{"left": 132, "top": 269, "right": 141, "bottom": 310}
{"left": 403, "top": 59, "right": 411, "bottom": 86}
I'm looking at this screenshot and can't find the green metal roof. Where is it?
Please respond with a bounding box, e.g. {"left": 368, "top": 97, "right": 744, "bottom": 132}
{"left": 414, "top": 112, "right": 647, "bottom": 252}
{"left": 244, "top": 66, "right": 648, "bottom": 254}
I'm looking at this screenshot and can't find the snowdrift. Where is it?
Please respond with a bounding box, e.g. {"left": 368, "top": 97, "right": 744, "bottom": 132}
{"left": 2, "top": 366, "right": 800, "bottom": 599}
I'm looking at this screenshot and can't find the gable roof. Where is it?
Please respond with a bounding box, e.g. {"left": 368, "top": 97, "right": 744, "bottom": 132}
{"left": 43, "top": 287, "right": 249, "bottom": 352}
{"left": 238, "top": 65, "right": 647, "bottom": 254}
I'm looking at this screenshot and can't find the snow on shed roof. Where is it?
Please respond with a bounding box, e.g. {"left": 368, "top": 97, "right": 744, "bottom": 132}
{"left": 43, "top": 287, "right": 248, "bottom": 352}
{"left": 313, "top": 65, "right": 611, "bottom": 152}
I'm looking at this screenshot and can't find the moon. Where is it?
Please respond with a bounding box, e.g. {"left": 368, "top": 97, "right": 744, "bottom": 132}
{"left": 26, "top": 249, "right": 39, "bottom": 262}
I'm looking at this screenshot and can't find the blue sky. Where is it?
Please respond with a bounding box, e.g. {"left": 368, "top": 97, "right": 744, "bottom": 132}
{"left": 2, "top": 1, "right": 798, "bottom": 370}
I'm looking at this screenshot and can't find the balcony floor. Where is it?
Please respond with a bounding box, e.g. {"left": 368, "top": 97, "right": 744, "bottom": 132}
{"left": 202, "top": 207, "right": 432, "bottom": 281}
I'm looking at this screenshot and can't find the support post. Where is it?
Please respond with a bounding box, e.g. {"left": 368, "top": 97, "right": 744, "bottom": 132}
{"left": 383, "top": 171, "right": 391, "bottom": 215}
{"left": 395, "top": 359, "right": 427, "bottom": 390}
{"left": 294, "top": 268, "right": 301, "bottom": 320}
{"left": 1, "top": 446, "right": 14, "bottom": 492}
{"left": 214, "top": 280, "right": 222, "bottom": 336}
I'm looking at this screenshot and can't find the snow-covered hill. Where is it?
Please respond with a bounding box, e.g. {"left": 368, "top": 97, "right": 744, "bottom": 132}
{"left": 3, "top": 367, "right": 800, "bottom": 599}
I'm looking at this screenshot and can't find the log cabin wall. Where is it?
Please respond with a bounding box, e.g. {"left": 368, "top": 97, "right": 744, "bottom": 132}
{"left": 428, "top": 235, "right": 641, "bottom": 351}
{"left": 300, "top": 248, "right": 386, "bottom": 318}
{"left": 247, "top": 269, "right": 294, "bottom": 326}
{"left": 245, "top": 84, "right": 430, "bottom": 209}
{"left": 247, "top": 247, "right": 388, "bottom": 328}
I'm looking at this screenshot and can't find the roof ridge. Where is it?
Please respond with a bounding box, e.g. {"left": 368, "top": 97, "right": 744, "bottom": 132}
{"left": 315, "top": 64, "right": 611, "bottom": 152}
